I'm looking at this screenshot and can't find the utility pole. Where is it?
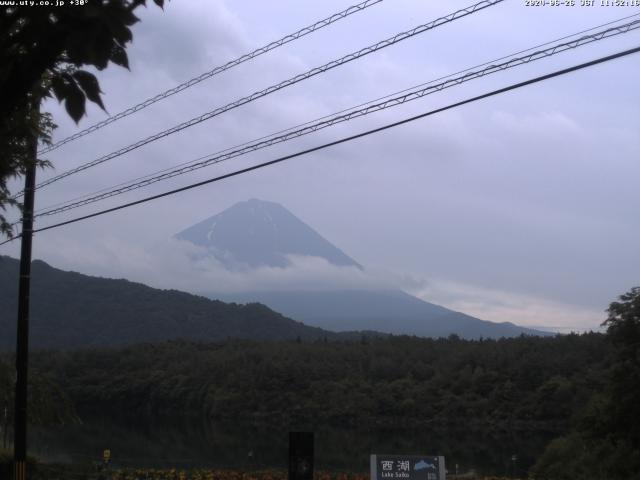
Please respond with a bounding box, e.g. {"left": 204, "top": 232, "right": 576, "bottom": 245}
{"left": 3, "top": 406, "right": 8, "bottom": 449}
{"left": 13, "top": 105, "right": 38, "bottom": 480}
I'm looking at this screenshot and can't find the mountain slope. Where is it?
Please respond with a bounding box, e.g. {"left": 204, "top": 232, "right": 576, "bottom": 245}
{"left": 179, "top": 199, "right": 550, "bottom": 339}
{"left": 175, "top": 198, "right": 360, "bottom": 269}
{"left": 214, "top": 290, "right": 552, "bottom": 339}
{"left": 0, "top": 256, "right": 342, "bottom": 351}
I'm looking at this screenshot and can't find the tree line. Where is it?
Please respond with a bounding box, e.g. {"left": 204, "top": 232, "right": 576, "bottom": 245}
{"left": 1, "top": 287, "right": 639, "bottom": 478}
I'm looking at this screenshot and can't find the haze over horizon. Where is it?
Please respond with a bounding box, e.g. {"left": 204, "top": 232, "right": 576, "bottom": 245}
{"left": 2, "top": 0, "right": 639, "bottom": 332}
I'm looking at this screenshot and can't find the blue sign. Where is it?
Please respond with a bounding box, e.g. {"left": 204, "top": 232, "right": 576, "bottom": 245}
{"left": 370, "top": 455, "right": 445, "bottom": 480}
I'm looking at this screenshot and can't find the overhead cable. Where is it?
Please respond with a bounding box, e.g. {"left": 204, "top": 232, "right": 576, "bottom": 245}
{"left": 4, "top": 45, "right": 633, "bottom": 240}
{"left": 32, "top": 12, "right": 640, "bottom": 216}
{"left": 22, "top": 0, "right": 504, "bottom": 197}
{"left": 30, "top": 18, "right": 640, "bottom": 220}
{"left": 39, "top": 0, "right": 385, "bottom": 154}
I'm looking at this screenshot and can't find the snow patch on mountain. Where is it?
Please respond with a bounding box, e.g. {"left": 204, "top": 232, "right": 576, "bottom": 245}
{"left": 175, "top": 198, "right": 361, "bottom": 270}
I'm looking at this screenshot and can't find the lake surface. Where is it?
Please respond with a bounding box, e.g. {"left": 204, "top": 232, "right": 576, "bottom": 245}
{"left": 29, "top": 420, "right": 555, "bottom": 476}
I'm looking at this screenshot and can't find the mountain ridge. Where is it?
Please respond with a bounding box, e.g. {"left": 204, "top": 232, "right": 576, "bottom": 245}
{"left": 212, "top": 289, "right": 552, "bottom": 339}
{"left": 180, "top": 199, "right": 551, "bottom": 339}
{"left": 0, "top": 255, "right": 359, "bottom": 351}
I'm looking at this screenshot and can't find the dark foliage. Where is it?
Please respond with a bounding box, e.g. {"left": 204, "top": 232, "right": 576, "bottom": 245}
{"left": 1, "top": 0, "right": 165, "bottom": 121}
{"left": 0, "top": 331, "right": 608, "bottom": 476}
{"left": 0, "top": 355, "right": 77, "bottom": 441}
{"left": 602, "top": 286, "right": 640, "bottom": 448}
{"left": 533, "top": 287, "right": 640, "bottom": 480}
{"left": 0, "top": 0, "right": 165, "bottom": 237}
{"left": 6, "top": 333, "right": 608, "bottom": 474}
{"left": 23, "top": 334, "right": 609, "bottom": 434}
{"left": 0, "top": 103, "right": 54, "bottom": 237}
{"left": 0, "top": 256, "right": 341, "bottom": 350}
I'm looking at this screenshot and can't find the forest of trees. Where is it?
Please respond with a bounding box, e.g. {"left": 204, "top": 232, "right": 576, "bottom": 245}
{"left": 19, "top": 334, "right": 608, "bottom": 432}
{"left": 1, "top": 287, "right": 639, "bottom": 478}
{"left": 532, "top": 287, "right": 640, "bottom": 479}
{"left": 0, "top": 332, "right": 612, "bottom": 475}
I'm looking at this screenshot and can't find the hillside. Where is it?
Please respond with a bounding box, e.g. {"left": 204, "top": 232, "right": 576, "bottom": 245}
{"left": 178, "top": 199, "right": 548, "bottom": 338}
{"left": 215, "top": 289, "right": 550, "bottom": 339}
{"left": 0, "top": 255, "right": 341, "bottom": 350}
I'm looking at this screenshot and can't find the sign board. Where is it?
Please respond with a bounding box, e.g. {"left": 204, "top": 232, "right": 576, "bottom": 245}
{"left": 370, "top": 455, "right": 445, "bottom": 480}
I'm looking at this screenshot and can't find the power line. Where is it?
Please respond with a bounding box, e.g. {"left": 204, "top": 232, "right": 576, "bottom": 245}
{"left": 7, "top": 45, "right": 635, "bottom": 239}
{"left": 29, "top": 12, "right": 640, "bottom": 218}
{"left": 30, "top": 17, "right": 640, "bottom": 220}
{"left": 21, "top": 0, "right": 503, "bottom": 197}
{"left": 38, "top": 0, "right": 385, "bottom": 155}
{"left": 31, "top": 0, "right": 502, "bottom": 191}
{"left": 1, "top": 235, "right": 18, "bottom": 246}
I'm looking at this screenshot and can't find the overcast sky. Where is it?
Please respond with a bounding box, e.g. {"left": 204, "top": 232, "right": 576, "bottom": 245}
{"left": 3, "top": 0, "right": 640, "bottom": 332}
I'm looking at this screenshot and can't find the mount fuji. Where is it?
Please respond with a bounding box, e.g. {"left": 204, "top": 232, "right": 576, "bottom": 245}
{"left": 177, "top": 199, "right": 550, "bottom": 339}
{"left": 176, "top": 198, "right": 361, "bottom": 270}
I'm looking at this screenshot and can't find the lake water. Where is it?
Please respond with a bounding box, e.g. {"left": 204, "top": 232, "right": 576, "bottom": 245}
{"left": 29, "top": 420, "right": 555, "bottom": 476}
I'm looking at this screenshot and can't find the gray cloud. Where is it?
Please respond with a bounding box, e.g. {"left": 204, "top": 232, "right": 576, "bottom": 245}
{"left": 31, "top": 236, "right": 408, "bottom": 294}
{"left": 3, "top": 0, "right": 639, "bottom": 330}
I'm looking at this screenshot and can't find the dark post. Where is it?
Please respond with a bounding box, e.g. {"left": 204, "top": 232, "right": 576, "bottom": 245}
{"left": 3, "top": 406, "right": 8, "bottom": 449}
{"left": 288, "top": 432, "right": 314, "bottom": 480}
{"left": 13, "top": 129, "right": 37, "bottom": 480}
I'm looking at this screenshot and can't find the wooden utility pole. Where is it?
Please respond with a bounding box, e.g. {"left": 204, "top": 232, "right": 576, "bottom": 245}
{"left": 3, "top": 406, "right": 8, "bottom": 449}
{"left": 13, "top": 113, "right": 38, "bottom": 480}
